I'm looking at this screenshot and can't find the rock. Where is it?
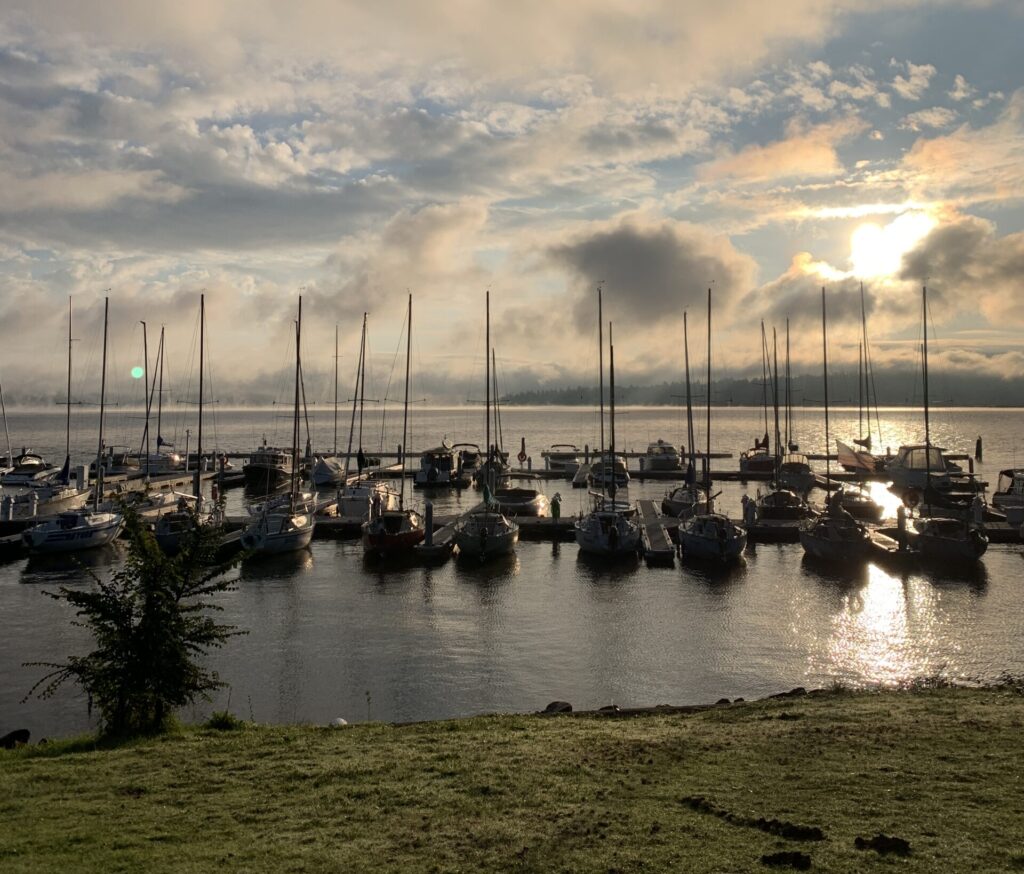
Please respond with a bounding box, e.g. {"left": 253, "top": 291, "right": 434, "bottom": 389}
{"left": 543, "top": 701, "right": 572, "bottom": 714}
{"left": 733, "top": 697, "right": 745, "bottom": 703}
{"left": 1, "top": 729, "right": 30, "bottom": 750}
{"left": 598, "top": 704, "right": 620, "bottom": 713}
{"left": 768, "top": 687, "right": 807, "bottom": 699}
{"left": 330, "top": 718, "right": 349, "bottom": 727}
{"left": 716, "top": 697, "right": 731, "bottom": 705}
{"left": 761, "top": 851, "right": 812, "bottom": 869}
{"left": 854, "top": 833, "right": 911, "bottom": 856}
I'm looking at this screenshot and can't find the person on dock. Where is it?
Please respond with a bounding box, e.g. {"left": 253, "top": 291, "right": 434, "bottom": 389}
{"left": 896, "top": 504, "right": 907, "bottom": 551}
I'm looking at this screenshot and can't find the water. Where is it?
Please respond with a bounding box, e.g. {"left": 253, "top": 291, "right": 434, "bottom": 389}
{"left": 2, "top": 405, "right": 1022, "bottom": 738}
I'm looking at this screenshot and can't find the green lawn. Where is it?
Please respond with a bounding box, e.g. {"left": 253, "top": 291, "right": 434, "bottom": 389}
{"left": 3, "top": 687, "right": 1024, "bottom": 872}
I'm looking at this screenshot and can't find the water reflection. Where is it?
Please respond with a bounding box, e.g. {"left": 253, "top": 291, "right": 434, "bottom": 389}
{"left": 20, "top": 544, "right": 123, "bottom": 584}
{"left": 574, "top": 551, "right": 641, "bottom": 584}
{"left": 240, "top": 548, "right": 314, "bottom": 582}
{"left": 680, "top": 555, "right": 748, "bottom": 587}
{"left": 453, "top": 553, "right": 520, "bottom": 585}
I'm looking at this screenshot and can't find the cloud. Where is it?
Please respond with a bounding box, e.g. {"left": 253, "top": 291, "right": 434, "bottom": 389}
{"left": 698, "top": 116, "right": 868, "bottom": 184}
{"left": 890, "top": 60, "right": 936, "bottom": 101}
{"left": 899, "top": 107, "right": 958, "bottom": 131}
{"left": 900, "top": 213, "right": 1024, "bottom": 324}
{"left": 547, "top": 213, "right": 758, "bottom": 331}
{"left": 948, "top": 73, "right": 975, "bottom": 102}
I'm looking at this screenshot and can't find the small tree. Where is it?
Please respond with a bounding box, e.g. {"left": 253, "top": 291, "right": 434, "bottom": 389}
{"left": 25, "top": 506, "right": 245, "bottom": 737}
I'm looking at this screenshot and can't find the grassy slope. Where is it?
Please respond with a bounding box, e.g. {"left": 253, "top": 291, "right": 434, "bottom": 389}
{"left": 2, "top": 689, "right": 1024, "bottom": 873}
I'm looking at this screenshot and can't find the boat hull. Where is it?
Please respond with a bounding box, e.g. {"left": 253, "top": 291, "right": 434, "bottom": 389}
{"left": 23, "top": 513, "right": 123, "bottom": 553}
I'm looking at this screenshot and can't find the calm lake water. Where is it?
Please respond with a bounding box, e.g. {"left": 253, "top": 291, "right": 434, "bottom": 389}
{"left": 2, "top": 405, "right": 1022, "bottom": 738}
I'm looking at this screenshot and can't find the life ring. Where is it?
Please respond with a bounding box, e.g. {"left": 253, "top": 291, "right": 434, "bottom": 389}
{"left": 904, "top": 488, "right": 921, "bottom": 509}
{"left": 517, "top": 450, "right": 527, "bottom": 463}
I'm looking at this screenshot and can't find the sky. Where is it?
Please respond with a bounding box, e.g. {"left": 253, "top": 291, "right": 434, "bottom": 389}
{"left": 0, "top": 0, "right": 1022, "bottom": 405}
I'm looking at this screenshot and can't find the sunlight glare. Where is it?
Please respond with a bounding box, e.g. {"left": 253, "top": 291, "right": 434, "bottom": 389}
{"left": 850, "top": 211, "right": 936, "bottom": 278}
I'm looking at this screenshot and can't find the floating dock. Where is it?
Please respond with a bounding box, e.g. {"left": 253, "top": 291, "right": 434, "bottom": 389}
{"left": 637, "top": 500, "right": 675, "bottom": 566}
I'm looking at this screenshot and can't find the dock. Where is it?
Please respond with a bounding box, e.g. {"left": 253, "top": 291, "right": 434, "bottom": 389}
{"left": 637, "top": 500, "right": 675, "bottom": 566}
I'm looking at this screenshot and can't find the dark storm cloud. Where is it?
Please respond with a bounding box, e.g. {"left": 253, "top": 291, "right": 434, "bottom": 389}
{"left": 750, "top": 269, "right": 873, "bottom": 329}
{"left": 548, "top": 216, "right": 757, "bottom": 330}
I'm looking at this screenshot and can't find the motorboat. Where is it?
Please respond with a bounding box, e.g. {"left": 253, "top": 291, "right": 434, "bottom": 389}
{"left": 589, "top": 454, "right": 629, "bottom": 489}
{"left": 243, "top": 441, "right": 294, "bottom": 492}
{"left": 311, "top": 455, "right": 346, "bottom": 487}
{"left": 543, "top": 444, "right": 582, "bottom": 474}
{"left": 992, "top": 469, "right": 1024, "bottom": 512}
{"left": 678, "top": 513, "right": 747, "bottom": 561}
{"left": 644, "top": 439, "right": 681, "bottom": 471}
{"left": 914, "top": 517, "right": 988, "bottom": 563}
{"left": 241, "top": 505, "right": 314, "bottom": 554}
{"left": 415, "top": 444, "right": 459, "bottom": 488}
{"left": 798, "top": 512, "right": 872, "bottom": 562}
{"left": 835, "top": 484, "right": 884, "bottom": 522}
{"left": 452, "top": 443, "right": 482, "bottom": 476}
{"left": 661, "top": 484, "right": 710, "bottom": 519}
{"left": 886, "top": 444, "right": 963, "bottom": 491}
{"left": 1, "top": 452, "right": 56, "bottom": 486}
{"left": 492, "top": 487, "right": 549, "bottom": 517}
{"left": 755, "top": 488, "right": 812, "bottom": 520}
{"left": 22, "top": 509, "right": 124, "bottom": 553}
{"left": 778, "top": 453, "right": 816, "bottom": 495}
{"left": 453, "top": 508, "right": 519, "bottom": 560}
{"left": 337, "top": 478, "right": 400, "bottom": 520}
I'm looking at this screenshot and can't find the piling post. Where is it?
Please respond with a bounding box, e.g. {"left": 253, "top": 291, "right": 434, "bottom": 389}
{"left": 425, "top": 501, "right": 433, "bottom": 546}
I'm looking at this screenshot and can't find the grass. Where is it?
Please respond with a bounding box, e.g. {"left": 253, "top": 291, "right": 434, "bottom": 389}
{"left": 3, "top": 687, "right": 1024, "bottom": 872}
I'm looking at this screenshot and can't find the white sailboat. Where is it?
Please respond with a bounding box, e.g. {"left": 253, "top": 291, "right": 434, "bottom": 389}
{"left": 454, "top": 291, "right": 519, "bottom": 560}
{"left": 362, "top": 294, "right": 426, "bottom": 556}
{"left": 679, "top": 289, "right": 747, "bottom": 561}
{"left": 23, "top": 297, "right": 123, "bottom": 554}
{"left": 576, "top": 292, "right": 641, "bottom": 558}
{"left": 242, "top": 297, "right": 315, "bottom": 555}
{"left": 799, "top": 288, "right": 871, "bottom": 563}
{"left": 663, "top": 309, "right": 709, "bottom": 519}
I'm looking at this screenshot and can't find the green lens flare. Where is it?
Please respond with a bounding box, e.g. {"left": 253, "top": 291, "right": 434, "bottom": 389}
{"left": 131, "top": 366, "right": 145, "bottom": 379}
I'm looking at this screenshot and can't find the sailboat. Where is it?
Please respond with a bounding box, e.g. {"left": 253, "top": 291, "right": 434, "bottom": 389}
{"left": 662, "top": 309, "right": 709, "bottom": 519}
{"left": 912, "top": 286, "right": 988, "bottom": 563}
{"left": 154, "top": 295, "right": 224, "bottom": 553}
{"left": 362, "top": 294, "right": 426, "bottom": 556}
{"left": 334, "top": 314, "right": 399, "bottom": 519}
{"left": 2, "top": 300, "right": 90, "bottom": 519}
{"left": 576, "top": 297, "right": 641, "bottom": 558}
{"left": 23, "top": 297, "right": 124, "bottom": 553}
{"left": 311, "top": 325, "right": 346, "bottom": 487}
{"left": 454, "top": 292, "right": 519, "bottom": 559}
{"left": 241, "top": 297, "right": 315, "bottom": 555}
{"left": 799, "top": 288, "right": 872, "bottom": 563}
{"left": 755, "top": 325, "right": 812, "bottom": 522}
{"left": 678, "top": 289, "right": 747, "bottom": 561}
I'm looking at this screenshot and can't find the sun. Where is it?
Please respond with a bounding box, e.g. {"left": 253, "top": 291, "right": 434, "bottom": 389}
{"left": 849, "top": 211, "right": 936, "bottom": 278}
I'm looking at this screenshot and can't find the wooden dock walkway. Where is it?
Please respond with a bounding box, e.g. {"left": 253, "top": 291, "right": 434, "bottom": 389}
{"left": 637, "top": 500, "right": 675, "bottom": 566}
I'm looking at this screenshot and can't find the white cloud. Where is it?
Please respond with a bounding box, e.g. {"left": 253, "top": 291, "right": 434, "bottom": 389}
{"left": 890, "top": 60, "right": 936, "bottom": 101}
{"left": 948, "top": 73, "right": 975, "bottom": 101}
{"left": 899, "top": 107, "right": 959, "bottom": 131}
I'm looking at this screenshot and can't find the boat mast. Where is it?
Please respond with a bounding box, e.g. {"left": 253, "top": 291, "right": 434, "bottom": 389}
{"left": 858, "top": 341, "right": 864, "bottom": 442}
{"left": 195, "top": 294, "right": 204, "bottom": 500}
{"left": 821, "top": 287, "right": 830, "bottom": 490}
{"left": 94, "top": 296, "right": 109, "bottom": 512}
{"left": 332, "top": 324, "right": 339, "bottom": 456}
{"left": 492, "top": 349, "right": 504, "bottom": 459}
{"left": 290, "top": 296, "right": 302, "bottom": 501}
{"left": 760, "top": 320, "right": 769, "bottom": 442}
{"left": 683, "top": 311, "right": 695, "bottom": 479}
{"left": 608, "top": 322, "right": 616, "bottom": 502}
{"left": 705, "top": 287, "right": 712, "bottom": 512}
{"left": 65, "top": 297, "right": 73, "bottom": 470}
{"left": 400, "top": 294, "right": 412, "bottom": 509}
{"left": 784, "top": 319, "right": 792, "bottom": 451}
{"left": 0, "top": 382, "right": 12, "bottom": 467}
{"left": 155, "top": 326, "right": 165, "bottom": 458}
{"left": 772, "top": 327, "right": 781, "bottom": 483}
{"left": 141, "top": 321, "right": 150, "bottom": 480}
{"left": 598, "top": 285, "right": 604, "bottom": 462}
{"left": 485, "top": 290, "right": 491, "bottom": 490}
{"left": 922, "top": 285, "right": 931, "bottom": 507}
{"left": 343, "top": 316, "right": 365, "bottom": 482}
{"left": 358, "top": 315, "right": 367, "bottom": 457}
{"left": 860, "top": 282, "right": 881, "bottom": 448}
